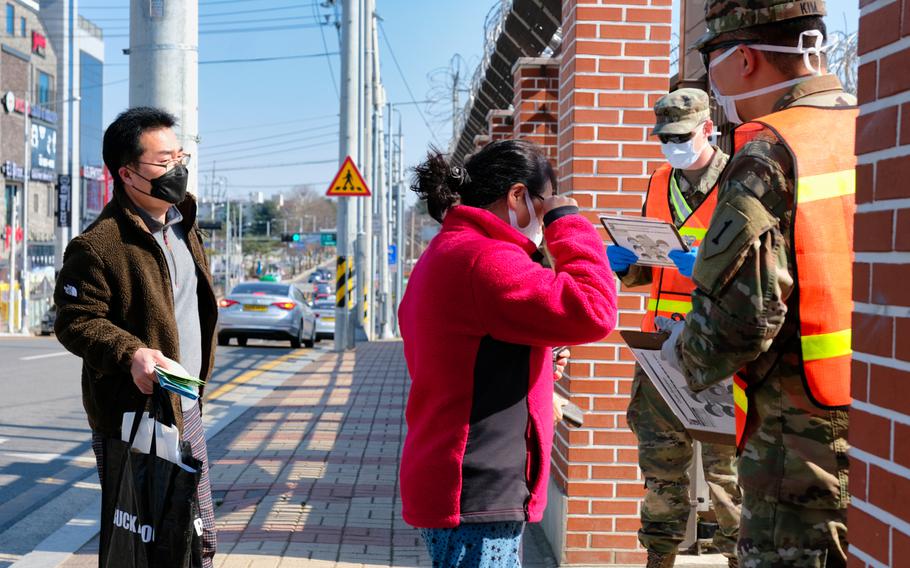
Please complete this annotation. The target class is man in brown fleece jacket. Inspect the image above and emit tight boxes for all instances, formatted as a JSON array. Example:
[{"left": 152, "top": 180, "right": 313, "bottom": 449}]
[{"left": 54, "top": 107, "right": 219, "bottom": 565}]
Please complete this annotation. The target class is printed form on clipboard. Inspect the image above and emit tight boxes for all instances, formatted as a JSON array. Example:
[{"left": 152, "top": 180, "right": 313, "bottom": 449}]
[
  {"left": 621, "top": 330, "right": 735, "bottom": 446},
  {"left": 600, "top": 216, "right": 690, "bottom": 268}
]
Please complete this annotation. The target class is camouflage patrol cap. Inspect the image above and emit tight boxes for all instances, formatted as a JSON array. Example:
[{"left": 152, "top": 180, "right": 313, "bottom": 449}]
[
  {"left": 651, "top": 89, "right": 711, "bottom": 136},
  {"left": 692, "top": 0, "right": 827, "bottom": 51}
]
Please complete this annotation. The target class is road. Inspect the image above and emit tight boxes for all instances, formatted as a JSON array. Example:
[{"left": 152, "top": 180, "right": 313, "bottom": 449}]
[{"left": 0, "top": 334, "right": 325, "bottom": 566}]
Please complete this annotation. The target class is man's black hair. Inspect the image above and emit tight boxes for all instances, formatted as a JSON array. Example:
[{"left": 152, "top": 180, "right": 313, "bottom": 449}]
[{"left": 102, "top": 107, "right": 177, "bottom": 190}]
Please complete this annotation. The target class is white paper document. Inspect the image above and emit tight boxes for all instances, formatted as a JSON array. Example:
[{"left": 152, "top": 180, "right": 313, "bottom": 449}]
[
  {"left": 600, "top": 216, "right": 689, "bottom": 268},
  {"left": 622, "top": 331, "right": 735, "bottom": 445}
]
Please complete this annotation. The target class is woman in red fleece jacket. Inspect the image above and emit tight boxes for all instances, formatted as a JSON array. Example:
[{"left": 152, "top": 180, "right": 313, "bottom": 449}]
[{"left": 399, "top": 140, "right": 618, "bottom": 567}]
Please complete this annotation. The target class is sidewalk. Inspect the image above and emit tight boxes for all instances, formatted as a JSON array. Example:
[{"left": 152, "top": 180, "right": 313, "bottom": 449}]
[{"left": 60, "top": 342, "right": 557, "bottom": 567}]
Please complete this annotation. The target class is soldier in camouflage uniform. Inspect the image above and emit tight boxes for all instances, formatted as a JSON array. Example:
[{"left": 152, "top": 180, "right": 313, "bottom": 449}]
[
  {"left": 659, "top": 0, "right": 854, "bottom": 566},
  {"left": 611, "top": 90, "right": 741, "bottom": 568}
]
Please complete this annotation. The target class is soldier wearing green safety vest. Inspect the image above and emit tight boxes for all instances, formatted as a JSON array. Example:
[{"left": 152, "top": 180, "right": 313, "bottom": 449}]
[{"left": 607, "top": 88, "right": 740, "bottom": 568}]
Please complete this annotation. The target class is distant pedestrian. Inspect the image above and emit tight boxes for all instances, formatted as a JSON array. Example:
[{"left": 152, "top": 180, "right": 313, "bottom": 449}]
[
  {"left": 398, "top": 139, "right": 618, "bottom": 567},
  {"left": 54, "top": 107, "right": 219, "bottom": 566}
]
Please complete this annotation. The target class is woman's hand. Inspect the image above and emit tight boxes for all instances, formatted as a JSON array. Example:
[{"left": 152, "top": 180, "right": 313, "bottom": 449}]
[
  {"left": 543, "top": 195, "right": 578, "bottom": 214},
  {"left": 554, "top": 348, "right": 570, "bottom": 381},
  {"left": 553, "top": 392, "right": 569, "bottom": 424}
]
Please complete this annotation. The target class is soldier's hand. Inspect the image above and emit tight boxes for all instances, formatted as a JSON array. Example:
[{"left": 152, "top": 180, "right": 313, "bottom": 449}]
[
  {"left": 130, "top": 348, "right": 169, "bottom": 395},
  {"left": 542, "top": 195, "right": 578, "bottom": 214}
]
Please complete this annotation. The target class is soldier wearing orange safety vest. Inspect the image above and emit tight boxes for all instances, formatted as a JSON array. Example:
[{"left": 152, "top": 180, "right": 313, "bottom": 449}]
[
  {"left": 657, "top": 0, "right": 856, "bottom": 564},
  {"left": 609, "top": 89, "right": 740, "bottom": 568}
]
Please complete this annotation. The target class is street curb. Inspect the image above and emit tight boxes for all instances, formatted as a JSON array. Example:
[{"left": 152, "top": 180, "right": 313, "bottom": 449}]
[{"left": 7, "top": 348, "right": 326, "bottom": 568}]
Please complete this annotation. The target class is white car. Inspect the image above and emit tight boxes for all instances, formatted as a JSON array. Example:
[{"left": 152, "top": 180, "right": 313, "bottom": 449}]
[
  {"left": 217, "top": 282, "right": 317, "bottom": 348},
  {"left": 312, "top": 300, "right": 336, "bottom": 340}
]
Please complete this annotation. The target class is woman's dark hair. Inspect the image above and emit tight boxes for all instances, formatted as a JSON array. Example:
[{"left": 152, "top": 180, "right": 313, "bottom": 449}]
[
  {"left": 410, "top": 139, "right": 556, "bottom": 223},
  {"left": 102, "top": 106, "right": 178, "bottom": 190}
]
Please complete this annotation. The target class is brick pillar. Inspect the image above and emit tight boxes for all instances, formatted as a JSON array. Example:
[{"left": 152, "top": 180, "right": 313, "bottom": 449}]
[
  {"left": 512, "top": 57, "right": 560, "bottom": 163},
  {"left": 544, "top": 0, "right": 671, "bottom": 564},
  {"left": 848, "top": 0, "right": 910, "bottom": 565},
  {"left": 487, "top": 109, "right": 514, "bottom": 142}
]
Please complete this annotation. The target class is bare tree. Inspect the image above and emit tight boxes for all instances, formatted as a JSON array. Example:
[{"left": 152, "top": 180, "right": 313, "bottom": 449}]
[
  {"left": 827, "top": 30, "right": 858, "bottom": 96},
  {"left": 280, "top": 185, "right": 338, "bottom": 233}
]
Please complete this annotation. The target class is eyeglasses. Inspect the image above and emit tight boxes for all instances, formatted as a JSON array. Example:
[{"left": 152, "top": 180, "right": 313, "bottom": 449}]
[
  {"left": 699, "top": 39, "right": 759, "bottom": 71},
  {"left": 136, "top": 153, "right": 192, "bottom": 171}
]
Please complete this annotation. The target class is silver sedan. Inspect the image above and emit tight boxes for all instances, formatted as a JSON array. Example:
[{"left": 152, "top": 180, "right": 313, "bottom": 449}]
[{"left": 217, "top": 282, "right": 317, "bottom": 348}]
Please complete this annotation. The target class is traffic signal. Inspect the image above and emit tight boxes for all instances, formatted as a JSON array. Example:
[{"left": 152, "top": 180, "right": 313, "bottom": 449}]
[{"left": 280, "top": 233, "right": 302, "bottom": 243}]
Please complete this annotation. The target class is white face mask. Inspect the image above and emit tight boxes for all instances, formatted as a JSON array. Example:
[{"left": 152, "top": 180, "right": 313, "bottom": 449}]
[
  {"left": 508, "top": 189, "right": 544, "bottom": 247},
  {"left": 661, "top": 137, "right": 707, "bottom": 170},
  {"left": 709, "top": 30, "right": 830, "bottom": 125}
]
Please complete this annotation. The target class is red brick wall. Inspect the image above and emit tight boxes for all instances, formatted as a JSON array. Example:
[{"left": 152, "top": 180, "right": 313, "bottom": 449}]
[
  {"left": 487, "top": 109, "right": 514, "bottom": 142},
  {"left": 549, "top": 0, "right": 671, "bottom": 563},
  {"left": 512, "top": 58, "right": 560, "bottom": 163},
  {"left": 848, "top": 0, "right": 910, "bottom": 565}
]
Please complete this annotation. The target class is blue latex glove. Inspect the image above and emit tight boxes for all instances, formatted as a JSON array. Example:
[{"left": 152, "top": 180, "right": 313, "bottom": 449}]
[
  {"left": 668, "top": 247, "right": 699, "bottom": 278},
  {"left": 606, "top": 245, "right": 639, "bottom": 273}
]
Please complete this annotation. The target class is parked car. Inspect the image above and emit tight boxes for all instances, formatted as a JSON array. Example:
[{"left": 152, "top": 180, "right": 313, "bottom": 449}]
[
  {"left": 312, "top": 300, "right": 336, "bottom": 340},
  {"left": 217, "top": 282, "right": 317, "bottom": 348},
  {"left": 39, "top": 304, "right": 56, "bottom": 336}
]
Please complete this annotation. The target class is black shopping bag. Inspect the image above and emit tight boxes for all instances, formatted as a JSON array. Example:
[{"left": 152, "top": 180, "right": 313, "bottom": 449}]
[{"left": 99, "top": 386, "right": 203, "bottom": 567}]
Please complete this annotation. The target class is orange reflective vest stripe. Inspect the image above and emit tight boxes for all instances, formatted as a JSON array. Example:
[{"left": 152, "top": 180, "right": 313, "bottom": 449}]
[
  {"left": 731, "top": 105, "right": 857, "bottom": 445},
  {"left": 640, "top": 164, "right": 719, "bottom": 332}
]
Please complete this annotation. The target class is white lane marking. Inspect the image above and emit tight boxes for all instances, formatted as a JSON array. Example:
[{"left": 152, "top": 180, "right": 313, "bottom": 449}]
[
  {"left": 0, "top": 438, "right": 8, "bottom": 445},
  {"left": 19, "top": 352, "right": 71, "bottom": 361},
  {"left": 0, "top": 451, "right": 96, "bottom": 465}
]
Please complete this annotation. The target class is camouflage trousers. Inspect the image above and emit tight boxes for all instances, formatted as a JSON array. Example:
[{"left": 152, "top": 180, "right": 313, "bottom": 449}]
[
  {"left": 627, "top": 364, "right": 741, "bottom": 556},
  {"left": 737, "top": 494, "right": 847, "bottom": 567}
]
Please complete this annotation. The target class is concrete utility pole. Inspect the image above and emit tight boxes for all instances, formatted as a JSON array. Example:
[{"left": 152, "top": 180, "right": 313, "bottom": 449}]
[
  {"left": 128, "top": 0, "right": 199, "bottom": 193},
  {"left": 356, "top": 0, "right": 375, "bottom": 341},
  {"left": 395, "top": 119, "right": 405, "bottom": 334},
  {"left": 335, "top": 0, "right": 360, "bottom": 351}
]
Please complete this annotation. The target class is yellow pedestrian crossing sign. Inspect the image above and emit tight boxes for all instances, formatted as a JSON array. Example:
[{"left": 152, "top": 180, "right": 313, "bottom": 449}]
[{"left": 326, "top": 156, "right": 371, "bottom": 197}]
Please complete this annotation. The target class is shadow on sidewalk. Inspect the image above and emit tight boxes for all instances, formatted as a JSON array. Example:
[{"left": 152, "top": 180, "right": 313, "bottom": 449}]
[{"left": 58, "top": 342, "right": 558, "bottom": 567}]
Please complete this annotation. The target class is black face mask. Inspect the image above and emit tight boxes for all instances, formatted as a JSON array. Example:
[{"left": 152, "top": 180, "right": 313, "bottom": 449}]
[{"left": 128, "top": 164, "right": 189, "bottom": 204}]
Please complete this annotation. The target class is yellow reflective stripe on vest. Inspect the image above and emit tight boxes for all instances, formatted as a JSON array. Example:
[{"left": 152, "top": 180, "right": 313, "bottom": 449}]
[
  {"left": 733, "top": 381, "right": 748, "bottom": 412},
  {"left": 679, "top": 227, "right": 707, "bottom": 240},
  {"left": 797, "top": 170, "right": 855, "bottom": 204},
  {"left": 801, "top": 328, "right": 852, "bottom": 362},
  {"left": 669, "top": 174, "right": 693, "bottom": 222},
  {"left": 647, "top": 298, "right": 693, "bottom": 314}
]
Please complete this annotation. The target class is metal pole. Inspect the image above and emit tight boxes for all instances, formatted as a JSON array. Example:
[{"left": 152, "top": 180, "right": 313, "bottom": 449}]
[
  {"left": 20, "top": 62, "right": 31, "bottom": 334},
  {"left": 8, "top": 188, "right": 17, "bottom": 333},
  {"left": 335, "top": 0, "right": 360, "bottom": 351},
  {"left": 129, "top": 0, "right": 199, "bottom": 205},
  {"left": 224, "top": 199, "right": 231, "bottom": 294},
  {"left": 395, "top": 119, "right": 405, "bottom": 335}
]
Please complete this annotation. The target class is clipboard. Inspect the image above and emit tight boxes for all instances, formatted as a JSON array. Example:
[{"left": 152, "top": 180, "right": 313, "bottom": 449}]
[
  {"left": 621, "top": 330, "right": 735, "bottom": 446},
  {"left": 600, "top": 216, "right": 690, "bottom": 268}
]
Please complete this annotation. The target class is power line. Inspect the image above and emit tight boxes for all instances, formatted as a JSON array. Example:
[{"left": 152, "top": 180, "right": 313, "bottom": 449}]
[
  {"left": 202, "top": 113, "right": 339, "bottom": 135},
  {"left": 203, "top": 122, "right": 338, "bottom": 149},
  {"left": 204, "top": 133, "right": 338, "bottom": 158},
  {"left": 204, "top": 138, "right": 338, "bottom": 161},
  {"left": 100, "top": 23, "right": 324, "bottom": 39},
  {"left": 198, "top": 158, "right": 337, "bottom": 172},
  {"left": 378, "top": 19, "right": 440, "bottom": 146},
  {"left": 313, "top": 1, "right": 339, "bottom": 97},
  {"left": 92, "top": 14, "right": 323, "bottom": 31},
  {"left": 200, "top": 51, "right": 338, "bottom": 66}
]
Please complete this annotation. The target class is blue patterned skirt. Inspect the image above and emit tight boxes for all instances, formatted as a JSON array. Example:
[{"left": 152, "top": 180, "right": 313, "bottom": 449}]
[{"left": 419, "top": 521, "right": 525, "bottom": 567}]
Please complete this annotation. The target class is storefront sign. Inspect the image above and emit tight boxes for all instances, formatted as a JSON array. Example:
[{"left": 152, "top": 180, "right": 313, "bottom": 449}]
[
  {"left": 1, "top": 91, "right": 57, "bottom": 123},
  {"left": 30, "top": 168, "right": 55, "bottom": 182},
  {"left": 2, "top": 161, "right": 25, "bottom": 182},
  {"left": 56, "top": 174, "right": 71, "bottom": 228},
  {"left": 31, "top": 32, "right": 46, "bottom": 57},
  {"left": 82, "top": 165, "right": 104, "bottom": 180},
  {"left": 30, "top": 124, "right": 57, "bottom": 171}
]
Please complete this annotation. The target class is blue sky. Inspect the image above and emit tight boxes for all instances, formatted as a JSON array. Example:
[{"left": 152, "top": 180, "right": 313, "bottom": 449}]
[{"left": 79, "top": 0, "right": 859, "bottom": 201}]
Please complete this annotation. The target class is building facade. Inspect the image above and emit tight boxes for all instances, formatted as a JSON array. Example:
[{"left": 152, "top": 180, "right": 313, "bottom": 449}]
[
  {"left": 40, "top": 0, "right": 106, "bottom": 269},
  {"left": 0, "top": 0, "right": 59, "bottom": 332}
]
